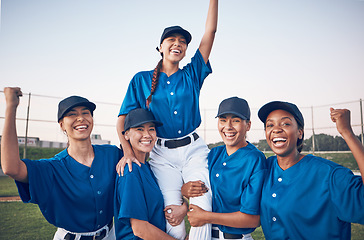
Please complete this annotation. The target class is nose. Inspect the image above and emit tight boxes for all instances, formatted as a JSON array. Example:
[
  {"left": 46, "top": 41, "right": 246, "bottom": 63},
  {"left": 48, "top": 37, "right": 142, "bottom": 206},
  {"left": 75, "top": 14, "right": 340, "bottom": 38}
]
[{"left": 271, "top": 125, "right": 282, "bottom": 133}]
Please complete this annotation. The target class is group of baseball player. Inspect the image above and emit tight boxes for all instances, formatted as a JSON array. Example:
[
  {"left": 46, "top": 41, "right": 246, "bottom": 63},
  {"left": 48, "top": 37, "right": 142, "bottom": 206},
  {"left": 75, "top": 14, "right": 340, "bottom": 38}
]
[{"left": 1, "top": 0, "right": 364, "bottom": 239}]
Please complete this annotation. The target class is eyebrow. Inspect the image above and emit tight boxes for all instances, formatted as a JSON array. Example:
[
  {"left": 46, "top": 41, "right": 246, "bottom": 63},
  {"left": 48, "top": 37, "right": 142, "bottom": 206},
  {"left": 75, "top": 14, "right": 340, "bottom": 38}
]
[{"left": 266, "top": 116, "right": 293, "bottom": 122}]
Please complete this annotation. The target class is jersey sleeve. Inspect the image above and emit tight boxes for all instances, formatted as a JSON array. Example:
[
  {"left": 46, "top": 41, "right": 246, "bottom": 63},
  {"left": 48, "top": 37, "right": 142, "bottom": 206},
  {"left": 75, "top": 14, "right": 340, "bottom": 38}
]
[
  {"left": 240, "top": 152, "right": 267, "bottom": 215},
  {"left": 118, "top": 72, "right": 152, "bottom": 116},
  {"left": 15, "top": 158, "right": 55, "bottom": 205},
  {"left": 183, "top": 49, "right": 212, "bottom": 89},
  {"left": 330, "top": 167, "right": 364, "bottom": 224},
  {"left": 115, "top": 167, "right": 149, "bottom": 223}
]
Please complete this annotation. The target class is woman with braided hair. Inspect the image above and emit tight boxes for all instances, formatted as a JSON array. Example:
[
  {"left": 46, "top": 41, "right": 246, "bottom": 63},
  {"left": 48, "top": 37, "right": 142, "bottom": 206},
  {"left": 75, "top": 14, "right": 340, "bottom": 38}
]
[{"left": 116, "top": 1, "right": 218, "bottom": 239}]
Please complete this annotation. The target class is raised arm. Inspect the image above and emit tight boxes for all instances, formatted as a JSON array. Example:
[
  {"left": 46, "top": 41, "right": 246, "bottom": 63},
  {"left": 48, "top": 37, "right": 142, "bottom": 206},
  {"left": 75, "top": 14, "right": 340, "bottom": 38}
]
[
  {"left": 1, "top": 87, "right": 28, "bottom": 182},
  {"left": 130, "top": 218, "right": 177, "bottom": 240},
  {"left": 116, "top": 115, "right": 140, "bottom": 176},
  {"left": 199, "top": 0, "right": 218, "bottom": 63},
  {"left": 330, "top": 108, "right": 364, "bottom": 182}
]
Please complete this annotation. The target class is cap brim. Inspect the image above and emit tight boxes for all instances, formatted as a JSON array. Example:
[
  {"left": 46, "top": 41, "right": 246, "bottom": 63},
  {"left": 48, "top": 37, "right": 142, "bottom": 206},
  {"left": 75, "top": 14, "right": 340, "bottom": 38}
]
[
  {"left": 216, "top": 111, "right": 249, "bottom": 120},
  {"left": 258, "top": 101, "right": 302, "bottom": 126}
]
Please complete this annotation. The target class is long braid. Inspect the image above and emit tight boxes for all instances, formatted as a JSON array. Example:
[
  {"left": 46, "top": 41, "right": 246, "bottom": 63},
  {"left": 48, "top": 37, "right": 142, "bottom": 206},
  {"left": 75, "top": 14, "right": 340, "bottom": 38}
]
[{"left": 146, "top": 59, "right": 163, "bottom": 108}]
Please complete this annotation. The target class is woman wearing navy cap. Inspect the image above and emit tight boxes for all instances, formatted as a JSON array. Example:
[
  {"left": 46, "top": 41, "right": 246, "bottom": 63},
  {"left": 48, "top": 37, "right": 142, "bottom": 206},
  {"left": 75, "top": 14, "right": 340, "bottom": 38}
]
[
  {"left": 114, "top": 108, "right": 185, "bottom": 240},
  {"left": 116, "top": 1, "right": 218, "bottom": 239},
  {"left": 1, "top": 87, "right": 122, "bottom": 240},
  {"left": 258, "top": 101, "right": 364, "bottom": 240}
]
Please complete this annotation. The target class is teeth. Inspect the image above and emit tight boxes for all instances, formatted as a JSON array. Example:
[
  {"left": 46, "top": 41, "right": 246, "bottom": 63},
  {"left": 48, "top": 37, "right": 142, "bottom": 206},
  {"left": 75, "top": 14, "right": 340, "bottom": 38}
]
[
  {"left": 273, "top": 138, "right": 286, "bottom": 143},
  {"left": 171, "top": 49, "right": 180, "bottom": 53},
  {"left": 225, "top": 133, "right": 235, "bottom": 137},
  {"left": 75, "top": 125, "right": 87, "bottom": 130}
]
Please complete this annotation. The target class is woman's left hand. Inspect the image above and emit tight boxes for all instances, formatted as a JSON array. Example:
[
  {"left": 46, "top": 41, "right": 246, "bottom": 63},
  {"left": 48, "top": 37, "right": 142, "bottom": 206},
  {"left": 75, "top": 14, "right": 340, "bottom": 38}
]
[{"left": 187, "top": 204, "right": 208, "bottom": 227}]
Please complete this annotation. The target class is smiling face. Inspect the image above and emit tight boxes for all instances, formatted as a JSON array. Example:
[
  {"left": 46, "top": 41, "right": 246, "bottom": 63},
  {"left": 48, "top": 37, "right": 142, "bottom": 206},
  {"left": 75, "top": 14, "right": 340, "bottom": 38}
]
[
  {"left": 124, "top": 122, "right": 157, "bottom": 162},
  {"left": 265, "top": 109, "right": 303, "bottom": 158},
  {"left": 59, "top": 106, "right": 93, "bottom": 142},
  {"left": 218, "top": 114, "right": 251, "bottom": 155},
  {"left": 159, "top": 33, "right": 187, "bottom": 64}
]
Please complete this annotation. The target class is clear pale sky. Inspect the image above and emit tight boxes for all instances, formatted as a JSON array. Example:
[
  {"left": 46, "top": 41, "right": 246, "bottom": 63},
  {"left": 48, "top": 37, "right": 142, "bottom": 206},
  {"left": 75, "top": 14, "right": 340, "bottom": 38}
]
[{"left": 1, "top": 0, "right": 364, "bottom": 145}]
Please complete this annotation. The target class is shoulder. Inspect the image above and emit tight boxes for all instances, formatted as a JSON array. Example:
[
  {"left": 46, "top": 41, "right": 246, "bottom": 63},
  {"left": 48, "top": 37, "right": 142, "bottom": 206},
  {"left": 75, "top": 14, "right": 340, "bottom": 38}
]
[
  {"left": 132, "top": 70, "right": 153, "bottom": 80},
  {"left": 304, "top": 154, "right": 342, "bottom": 171},
  {"left": 245, "top": 143, "right": 266, "bottom": 158},
  {"left": 93, "top": 144, "right": 122, "bottom": 154},
  {"left": 209, "top": 145, "right": 225, "bottom": 156}
]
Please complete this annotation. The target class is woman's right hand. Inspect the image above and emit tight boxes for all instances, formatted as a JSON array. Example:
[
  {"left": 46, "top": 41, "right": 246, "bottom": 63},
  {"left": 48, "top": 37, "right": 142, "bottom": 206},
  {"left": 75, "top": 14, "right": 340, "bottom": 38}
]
[
  {"left": 116, "top": 152, "right": 141, "bottom": 176},
  {"left": 181, "top": 180, "right": 208, "bottom": 198},
  {"left": 4, "top": 87, "right": 23, "bottom": 108}
]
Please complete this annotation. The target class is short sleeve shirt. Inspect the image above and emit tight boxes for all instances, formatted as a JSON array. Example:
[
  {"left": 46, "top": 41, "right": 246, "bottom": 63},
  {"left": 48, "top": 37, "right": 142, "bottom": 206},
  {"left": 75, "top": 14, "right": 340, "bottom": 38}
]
[
  {"left": 119, "top": 49, "right": 212, "bottom": 139},
  {"left": 114, "top": 162, "right": 166, "bottom": 240},
  {"left": 260, "top": 154, "right": 364, "bottom": 240},
  {"left": 15, "top": 145, "right": 122, "bottom": 232},
  {"left": 208, "top": 143, "right": 267, "bottom": 235}
]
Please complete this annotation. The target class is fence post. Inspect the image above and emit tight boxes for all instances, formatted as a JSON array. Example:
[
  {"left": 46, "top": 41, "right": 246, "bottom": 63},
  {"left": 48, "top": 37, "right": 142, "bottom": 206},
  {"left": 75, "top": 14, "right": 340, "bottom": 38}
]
[
  {"left": 311, "top": 106, "right": 315, "bottom": 154},
  {"left": 23, "top": 93, "right": 31, "bottom": 159},
  {"left": 360, "top": 99, "right": 364, "bottom": 145}
]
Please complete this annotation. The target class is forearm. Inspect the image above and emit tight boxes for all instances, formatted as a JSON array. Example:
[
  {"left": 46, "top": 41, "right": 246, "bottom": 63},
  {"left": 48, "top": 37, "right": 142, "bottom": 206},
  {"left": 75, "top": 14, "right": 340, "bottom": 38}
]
[
  {"left": 341, "top": 129, "right": 364, "bottom": 182},
  {"left": 116, "top": 115, "right": 134, "bottom": 155},
  {"left": 204, "top": 211, "right": 260, "bottom": 229},
  {"left": 131, "top": 219, "right": 176, "bottom": 240},
  {"left": 199, "top": 0, "right": 218, "bottom": 62},
  {"left": 1, "top": 106, "right": 28, "bottom": 182}
]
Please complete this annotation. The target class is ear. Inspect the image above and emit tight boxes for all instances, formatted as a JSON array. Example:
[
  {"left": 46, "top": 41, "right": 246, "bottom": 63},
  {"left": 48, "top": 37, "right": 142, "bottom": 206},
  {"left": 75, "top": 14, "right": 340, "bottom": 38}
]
[
  {"left": 59, "top": 121, "right": 65, "bottom": 131},
  {"left": 246, "top": 120, "right": 252, "bottom": 131},
  {"left": 298, "top": 128, "right": 304, "bottom": 139},
  {"left": 124, "top": 131, "right": 130, "bottom": 141}
]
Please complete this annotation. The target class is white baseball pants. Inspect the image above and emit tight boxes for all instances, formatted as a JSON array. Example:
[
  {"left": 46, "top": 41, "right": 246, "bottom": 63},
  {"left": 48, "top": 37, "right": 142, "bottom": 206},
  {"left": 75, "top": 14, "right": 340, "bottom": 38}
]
[{"left": 149, "top": 132, "right": 212, "bottom": 240}]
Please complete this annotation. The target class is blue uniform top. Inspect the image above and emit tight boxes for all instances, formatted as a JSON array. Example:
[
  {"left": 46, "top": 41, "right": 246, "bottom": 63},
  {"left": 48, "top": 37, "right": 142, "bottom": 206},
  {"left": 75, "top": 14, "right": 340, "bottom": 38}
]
[
  {"left": 260, "top": 154, "right": 364, "bottom": 240},
  {"left": 208, "top": 143, "right": 267, "bottom": 235},
  {"left": 15, "top": 145, "right": 123, "bottom": 232},
  {"left": 119, "top": 49, "right": 212, "bottom": 139},
  {"left": 114, "top": 162, "right": 166, "bottom": 240}
]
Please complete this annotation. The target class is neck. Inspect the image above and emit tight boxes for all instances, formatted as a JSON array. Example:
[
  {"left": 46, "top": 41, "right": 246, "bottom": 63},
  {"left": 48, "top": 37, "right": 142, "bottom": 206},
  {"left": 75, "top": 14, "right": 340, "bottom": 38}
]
[
  {"left": 134, "top": 151, "right": 147, "bottom": 164},
  {"left": 226, "top": 141, "right": 248, "bottom": 156},
  {"left": 276, "top": 150, "right": 304, "bottom": 170},
  {"left": 161, "top": 60, "right": 179, "bottom": 77},
  {"left": 67, "top": 138, "right": 94, "bottom": 167}
]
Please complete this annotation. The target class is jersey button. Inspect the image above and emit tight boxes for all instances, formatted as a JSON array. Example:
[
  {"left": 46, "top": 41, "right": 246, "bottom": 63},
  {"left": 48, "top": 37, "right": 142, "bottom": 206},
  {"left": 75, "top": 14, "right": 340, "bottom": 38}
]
[
  {"left": 170, "top": 92, "right": 174, "bottom": 95},
  {"left": 99, "top": 210, "right": 103, "bottom": 214},
  {"left": 223, "top": 162, "right": 226, "bottom": 166},
  {"left": 174, "top": 111, "right": 177, "bottom": 115},
  {"left": 178, "top": 130, "right": 181, "bottom": 134},
  {"left": 272, "top": 193, "right": 277, "bottom": 198},
  {"left": 97, "top": 191, "right": 101, "bottom": 195},
  {"left": 90, "top": 175, "right": 94, "bottom": 179},
  {"left": 278, "top": 178, "right": 282, "bottom": 182},
  {"left": 216, "top": 173, "right": 219, "bottom": 178},
  {"left": 167, "top": 81, "right": 170, "bottom": 84},
  {"left": 272, "top": 217, "right": 277, "bottom": 222}
]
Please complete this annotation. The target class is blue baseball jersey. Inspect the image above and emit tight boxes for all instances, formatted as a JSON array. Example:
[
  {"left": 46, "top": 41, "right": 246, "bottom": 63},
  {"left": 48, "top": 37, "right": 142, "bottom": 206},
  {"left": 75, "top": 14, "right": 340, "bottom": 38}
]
[
  {"left": 119, "top": 49, "right": 212, "bottom": 139},
  {"left": 208, "top": 143, "right": 267, "bottom": 235},
  {"left": 15, "top": 145, "right": 123, "bottom": 232},
  {"left": 114, "top": 162, "right": 166, "bottom": 240},
  {"left": 260, "top": 154, "right": 364, "bottom": 240}
]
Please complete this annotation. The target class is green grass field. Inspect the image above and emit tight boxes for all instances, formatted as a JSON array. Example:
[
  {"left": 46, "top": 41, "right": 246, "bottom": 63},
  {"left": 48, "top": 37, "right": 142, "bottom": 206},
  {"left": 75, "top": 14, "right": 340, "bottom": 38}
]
[{"left": 1, "top": 151, "right": 363, "bottom": 239}]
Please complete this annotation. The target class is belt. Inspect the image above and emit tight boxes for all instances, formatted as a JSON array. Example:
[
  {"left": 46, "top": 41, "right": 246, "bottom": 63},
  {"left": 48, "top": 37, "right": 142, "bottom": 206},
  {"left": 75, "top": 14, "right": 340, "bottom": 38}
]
[
  {"left": 212, "top": 228, "right": 243, "bottom": 239},
  {"left": 157, "top": 132, "right": 199, "bottom": 149},
  {"left": 64, "top": 220, "right": 113, "bottom": 240}
]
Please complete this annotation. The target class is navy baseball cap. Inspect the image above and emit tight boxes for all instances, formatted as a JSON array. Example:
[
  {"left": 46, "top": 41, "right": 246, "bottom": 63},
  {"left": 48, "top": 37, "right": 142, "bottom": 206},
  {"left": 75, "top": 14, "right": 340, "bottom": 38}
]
[
  {"left": 124, "top": 108, "right": 163, "bottom": 133},
  {"left": 160, "top": 26, "right": 192, "bottom": 45},
  {"left": 258, "top": 101, "right": 304, "bottom": 127},
  {"left": 216, "top": 97, "right": 251, "bottom": 120},
  {"left": 57, "top": 96, "right": 96, "bottom": 122}
]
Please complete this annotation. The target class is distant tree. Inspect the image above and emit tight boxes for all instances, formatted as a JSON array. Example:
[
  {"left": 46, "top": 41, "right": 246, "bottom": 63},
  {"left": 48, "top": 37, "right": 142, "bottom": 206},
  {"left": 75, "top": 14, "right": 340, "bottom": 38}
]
[{"left": 255, "top": 139, "right": 271, "bottom": 152}]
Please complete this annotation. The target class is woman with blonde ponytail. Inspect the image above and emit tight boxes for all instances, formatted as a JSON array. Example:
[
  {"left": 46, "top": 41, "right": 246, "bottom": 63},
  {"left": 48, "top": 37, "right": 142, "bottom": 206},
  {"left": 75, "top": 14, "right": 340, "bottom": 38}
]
[{"left": 116, "top": 1, "right": 218, "bottom": 239}]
